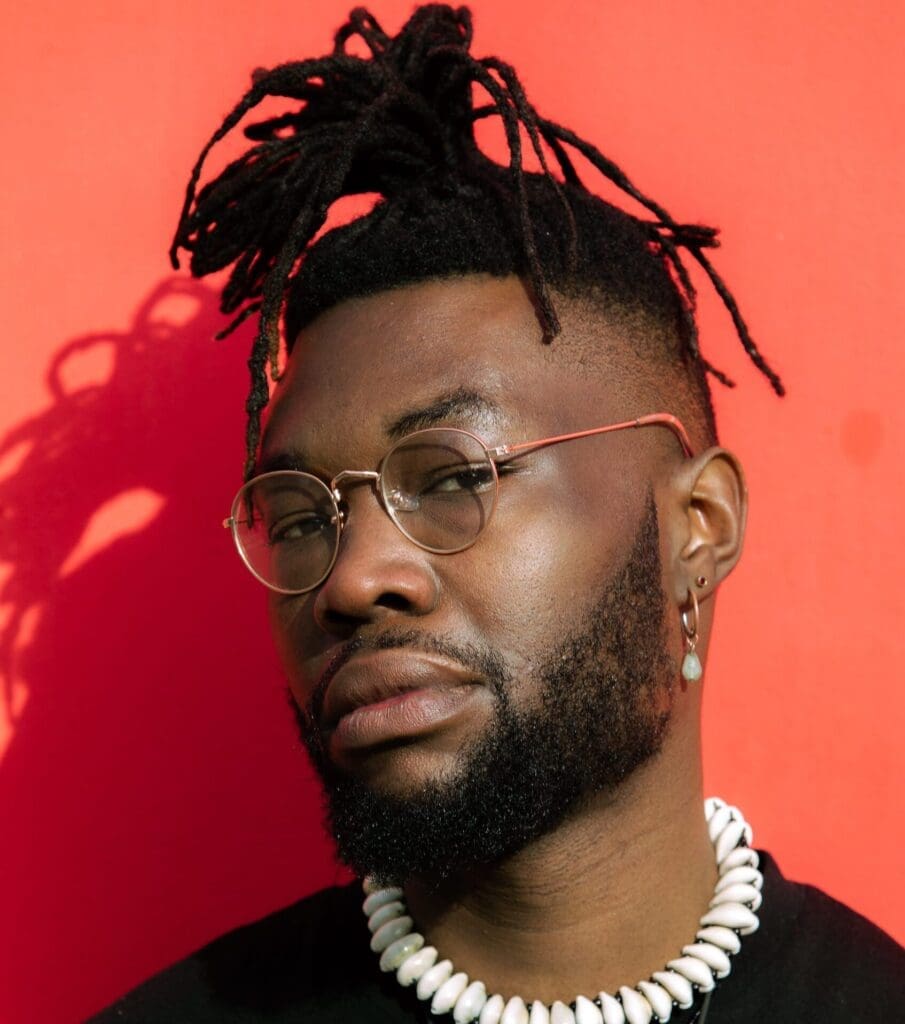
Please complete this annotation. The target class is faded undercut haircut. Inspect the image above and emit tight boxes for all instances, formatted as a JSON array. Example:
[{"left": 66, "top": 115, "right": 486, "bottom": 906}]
[{"left": 170, "top": 4, "right": 784, "bottom": 477}]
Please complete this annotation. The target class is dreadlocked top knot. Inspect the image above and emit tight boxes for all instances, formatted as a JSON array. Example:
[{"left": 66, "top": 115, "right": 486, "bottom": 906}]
[
  {"left": 173, "top": 5, "right": 484, "bottom": 288},
  {"left": 348, "top": 3, "right": 478, "bottom": 138},
  {"left": 170, "top": 3, "right": 784, "bottom": 479}
]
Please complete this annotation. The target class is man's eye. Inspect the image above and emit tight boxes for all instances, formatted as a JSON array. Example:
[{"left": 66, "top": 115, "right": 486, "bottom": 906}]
[
  {"left": 267, "top": 512, "right": 331, "bottom": 543},
  {"left": 422, "top": 465, "right": 495, "bottom": 495}
]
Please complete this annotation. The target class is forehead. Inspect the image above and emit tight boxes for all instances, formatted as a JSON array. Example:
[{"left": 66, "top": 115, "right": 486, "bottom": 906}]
[{"left": 262, "top": 275, "right": 636, "bottom": 465}]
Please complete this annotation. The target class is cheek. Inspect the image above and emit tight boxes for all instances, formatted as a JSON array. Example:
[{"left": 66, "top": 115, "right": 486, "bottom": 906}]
[
  {"left": 267, "top": 592, "right": 316, "bottom": 703},
  {"left": 452, "top": 479, "right": 636, "bottom": 670}
]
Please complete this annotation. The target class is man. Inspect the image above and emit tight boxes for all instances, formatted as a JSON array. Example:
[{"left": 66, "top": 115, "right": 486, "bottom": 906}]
[{"left": 91, "top": 6, "right": 903, "bottom": 1022}]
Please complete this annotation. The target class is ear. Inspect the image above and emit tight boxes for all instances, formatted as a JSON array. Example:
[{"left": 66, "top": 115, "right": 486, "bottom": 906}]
[{"left": 662, "top": 447, "right": 748, "bottom": 604}]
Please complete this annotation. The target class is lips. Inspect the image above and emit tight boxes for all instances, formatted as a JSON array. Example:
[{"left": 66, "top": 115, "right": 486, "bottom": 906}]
[{"left": 319, "top": 650, "right": 482, "bottom": 753}]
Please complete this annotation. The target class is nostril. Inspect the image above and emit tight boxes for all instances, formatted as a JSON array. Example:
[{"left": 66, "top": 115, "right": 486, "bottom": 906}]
[
  {"left": 317, "top": 606, "right": 363, "bottom": 637},
  {"left": 314, "top": 585, "right": 417, "bottom": 637},
  {"left": 376, "top": 593, "right": 412, "bottom": 612}
]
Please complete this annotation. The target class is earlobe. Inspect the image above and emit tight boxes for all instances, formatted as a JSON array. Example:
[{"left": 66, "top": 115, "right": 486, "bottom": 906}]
[{"left": 669, "top": 448, "right": 747, "bottom": 602}]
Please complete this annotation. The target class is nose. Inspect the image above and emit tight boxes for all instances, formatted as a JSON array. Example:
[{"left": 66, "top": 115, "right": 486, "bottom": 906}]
[{"left": 311, "top": 483, "right": 440, "bottom": 637}]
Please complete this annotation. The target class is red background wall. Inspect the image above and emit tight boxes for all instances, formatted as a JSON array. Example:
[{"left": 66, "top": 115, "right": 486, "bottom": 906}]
[{"left": 1, "top": 3, "right": 902, "bottom": 1021}]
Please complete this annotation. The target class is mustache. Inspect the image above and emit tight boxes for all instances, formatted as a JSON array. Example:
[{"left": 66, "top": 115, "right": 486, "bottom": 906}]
[{"left": 306, "top": 629, "right": 509, "bottom": 727}]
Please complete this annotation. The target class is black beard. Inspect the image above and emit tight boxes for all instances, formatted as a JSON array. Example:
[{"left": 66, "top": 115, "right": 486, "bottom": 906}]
[{"left": 291, "top": 496, "right": 674, "bottom": 884}]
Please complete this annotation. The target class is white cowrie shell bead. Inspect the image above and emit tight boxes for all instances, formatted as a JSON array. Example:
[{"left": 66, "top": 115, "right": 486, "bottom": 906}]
[
  {"left": 746, "top": 889, "right": 763, "bottom": 912},
  {"left": 396, "top": 944, "right": 437, "bottom": 986},
  {"left": 636, "top": 981, "right": 672, "bottom": 1022},
  {"left": 709, "top": 883, "right": 761, "bottom": 909},
  {"left": 726, "top": 808, "right": 752, "bottom": 845},
  {"left": 714, "top": 820, "right": 747, "bottom": 865},
  {"left": 379, "top": 932, "right": 424, "bottom": 972},
  {"left": 704, "top": 796, "right": 725, "bottom": 817},
  {"left": 682, "top": 942, "right": 731, "bottom": 977},
  {"left": 500, "top": 996, "right": 530, "bottom": 1024},
  {"left": 707, "top": 804, "right": 732, "bottom": 843},
  {"left": 363, "top": 887, "right": 404, "bottom": 915},
  {"left": 416, "top": 959, "right": 454, "bottom": 1000},
  {"left": 370, "top": 915, "right": 413, "bottom": 953},
  {"left": 667, "top": 957, "right": 715, "bottom": 992},
  {"left": 368, "top": 900, "right": 405, "bottom": 932},
  {"left": 598, "top": 992, "right": 627, "bottom": 1024},
  {"left": 695, "top": 926, "right": 741, "bottom": 955},
  {"left": 573, "top": 995, "right": 602, "bottom": 1024},
  {"left": 551, "top": 1001, "right": 577, "bottom": 1024},
  {"left": 651, "top": 971, "right": 694, "bottom": 1009},
  {"left": 454, "top": 981, "right": 488, "bottom": 1023},
  {"left": 618, "top": 987, "right": 652, "bottom": 1024},
  {"left": 723, "top": 806, "right": 745, "bottom": 832},
  {"left": 700, "top": 902, "right": 759, "bottom": 935},
  {"left": 718, "top": 846, "right": 759, "bottom": 873},
  {"left": 529, "top": 1000, "right": 551, "bottom": 1024},
  {"left": 479, "top": 994, "right": 506, "bottom": 1024},
  {"left": 714, "top": 865, "right": 761, "bottom": 892},
  {"left": 432, "top": 972, "right": 470, "bottom": 1016}
]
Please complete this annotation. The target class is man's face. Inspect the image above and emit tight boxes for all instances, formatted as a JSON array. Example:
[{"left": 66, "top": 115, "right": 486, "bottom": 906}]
[{"left": 261, "top": 275, "right": 680, "bottom": 878}]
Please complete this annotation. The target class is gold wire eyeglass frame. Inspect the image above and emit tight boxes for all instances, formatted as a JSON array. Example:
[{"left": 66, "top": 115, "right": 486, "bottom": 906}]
[{"left": 223, "top": 412, "right": 695, "bottom": 595}]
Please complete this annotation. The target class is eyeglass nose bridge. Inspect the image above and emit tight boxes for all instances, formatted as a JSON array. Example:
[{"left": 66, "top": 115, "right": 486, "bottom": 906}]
[
  {"left": 329, "top": 468, "right": 419, "bottom": 548},
  {"left": 329, "top": 469, "right": 380, "bottom": 501},
  {"left": 329, "top": 468, "right": 419, "bottom": 517}
]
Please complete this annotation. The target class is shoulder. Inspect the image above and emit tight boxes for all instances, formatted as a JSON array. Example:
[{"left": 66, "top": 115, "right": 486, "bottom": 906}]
[
  {"left": 786, "top": 876, "right": 904, "bottom": 1000},
  {"left": 720, "top": 851, "right": 905, "bottom": 1023},
  {"left": 86, "top": 882, "right": 402, "bottom": 1023}
]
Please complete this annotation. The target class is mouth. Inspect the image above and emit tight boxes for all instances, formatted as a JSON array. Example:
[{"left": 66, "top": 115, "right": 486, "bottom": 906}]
[{"left": 319, "top": 649, "right": 483, "bottom": 755}]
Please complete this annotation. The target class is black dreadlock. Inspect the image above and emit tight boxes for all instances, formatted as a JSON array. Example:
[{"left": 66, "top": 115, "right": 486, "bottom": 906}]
[{"left": 170, "top": 4, "right": 784, "bottom": 479}]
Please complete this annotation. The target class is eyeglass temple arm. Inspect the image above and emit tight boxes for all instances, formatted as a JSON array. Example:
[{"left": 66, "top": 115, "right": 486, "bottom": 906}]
[{"left": 486, "top": 413, "right": 695, "bottom": 461}]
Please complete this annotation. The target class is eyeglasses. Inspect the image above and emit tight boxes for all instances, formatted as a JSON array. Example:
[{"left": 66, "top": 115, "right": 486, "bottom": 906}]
[{"left": 223, "top": 413, "right": 694, "bottom": 595}]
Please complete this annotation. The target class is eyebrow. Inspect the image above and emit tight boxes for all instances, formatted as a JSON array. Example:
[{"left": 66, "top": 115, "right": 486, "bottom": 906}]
[
  {"left": 256, "top": 387, "right": 503, "bottom": 477},
  {"left": 384, "top": 387, "right": 503, "bottom": 440},
  {"left": 255, "top": 449, "right": 312, "bottom": 476}
]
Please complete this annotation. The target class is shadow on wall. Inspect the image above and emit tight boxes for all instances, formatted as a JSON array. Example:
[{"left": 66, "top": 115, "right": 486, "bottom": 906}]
[{"left": 0, "top": 279, "right": 339, "bottom": 1024}]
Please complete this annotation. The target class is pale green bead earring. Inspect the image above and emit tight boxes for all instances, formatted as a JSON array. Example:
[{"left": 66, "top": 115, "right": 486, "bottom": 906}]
[{"left": 681, "top": 583, "right": 705, "bottom": 682}]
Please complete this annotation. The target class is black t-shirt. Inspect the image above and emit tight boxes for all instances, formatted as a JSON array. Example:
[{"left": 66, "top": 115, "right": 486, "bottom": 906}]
[{"left": 88, "top": 852, "right": 905, "bottom": 1022}]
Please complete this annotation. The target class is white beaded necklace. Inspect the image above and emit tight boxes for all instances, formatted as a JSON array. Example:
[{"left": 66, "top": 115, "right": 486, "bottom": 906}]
[{"left": 362, "top": 797, "right": 762, "bottom": 1024}]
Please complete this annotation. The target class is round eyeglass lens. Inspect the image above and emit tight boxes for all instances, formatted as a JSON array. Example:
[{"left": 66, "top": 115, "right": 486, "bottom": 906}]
[
  {"left": 231, "top": 471, "right": 340, "bottom": 593},
  {"left": 380, "top": 428, "right": 498, "bottom": 553}
]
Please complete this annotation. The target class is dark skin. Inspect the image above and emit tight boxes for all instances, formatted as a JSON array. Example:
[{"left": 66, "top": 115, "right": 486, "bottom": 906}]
[{"left": 262, "top": 274, "right": 747, "bottom": 1002}]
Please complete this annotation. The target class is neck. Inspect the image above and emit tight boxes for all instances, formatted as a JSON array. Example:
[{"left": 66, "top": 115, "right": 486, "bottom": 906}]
[{"left": 403, "top": 738, "right": 713, "bottom": 1004}]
